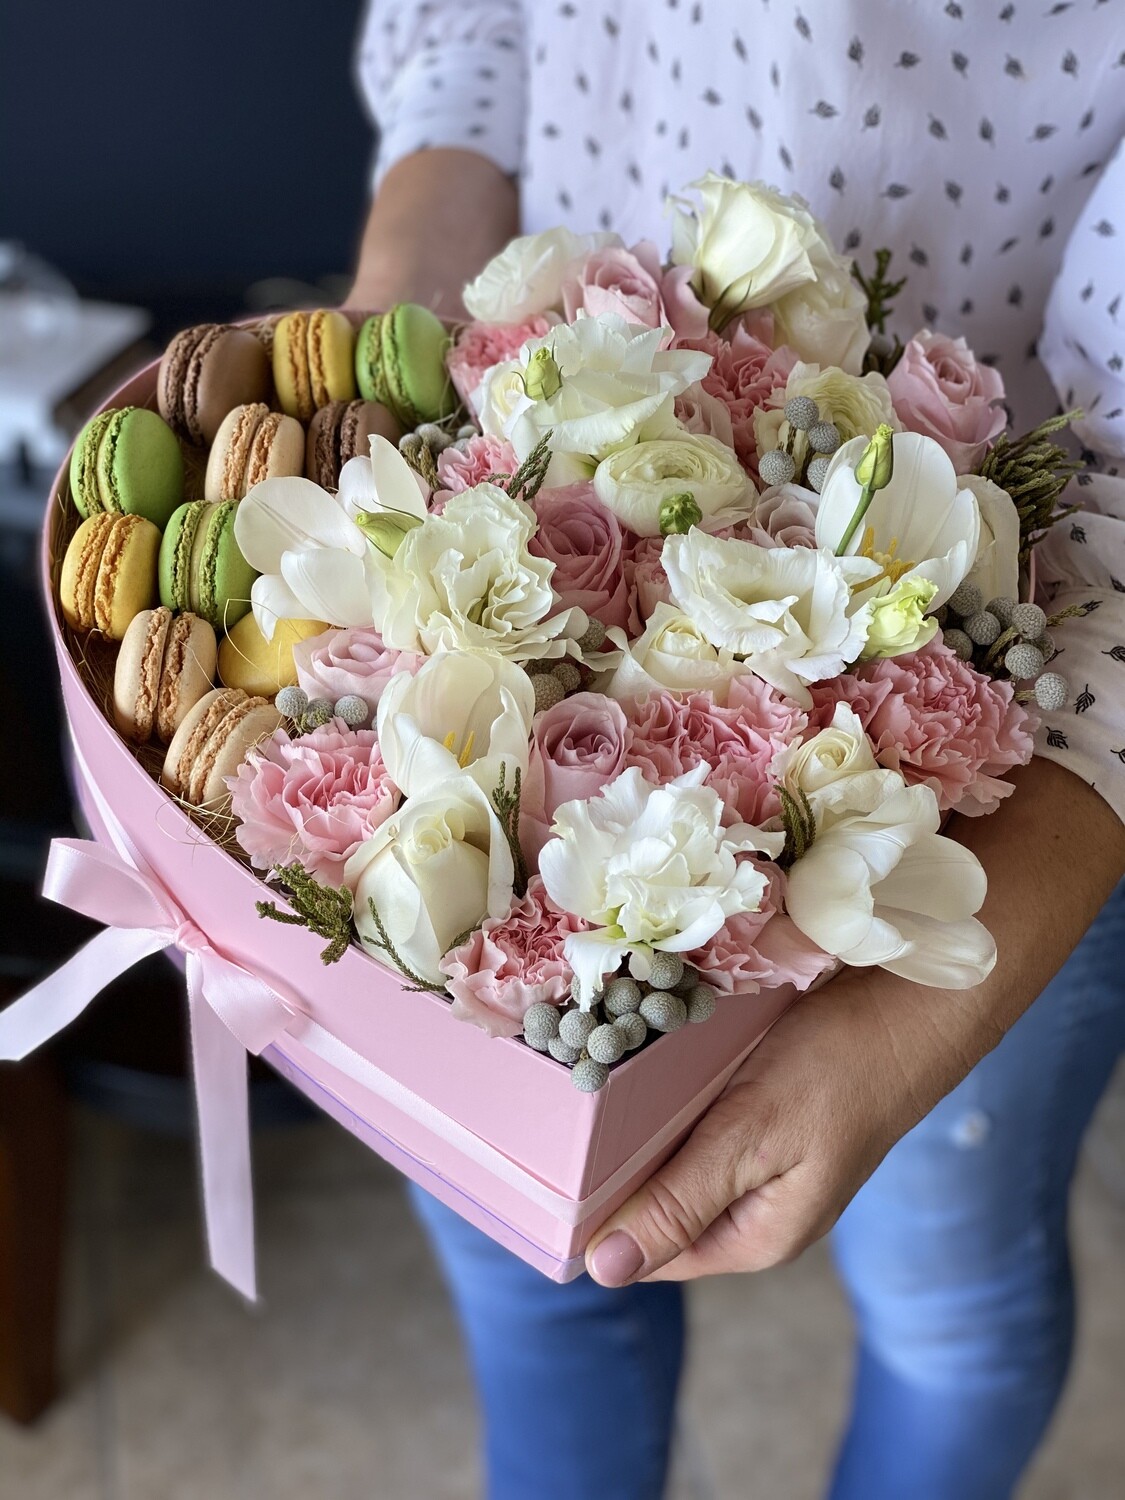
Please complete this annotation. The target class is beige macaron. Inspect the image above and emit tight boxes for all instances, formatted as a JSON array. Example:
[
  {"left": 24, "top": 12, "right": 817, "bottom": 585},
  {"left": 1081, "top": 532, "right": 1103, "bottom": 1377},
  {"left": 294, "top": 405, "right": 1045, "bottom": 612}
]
[
  {"left": 204, "top": 403, "right": 305, "bottom": 502},
  {"left": 113, "top": 607, "right": 218, "bottom": 744},
  {"left": 161, "top": 687, "right": 281, "bottom": 809}
]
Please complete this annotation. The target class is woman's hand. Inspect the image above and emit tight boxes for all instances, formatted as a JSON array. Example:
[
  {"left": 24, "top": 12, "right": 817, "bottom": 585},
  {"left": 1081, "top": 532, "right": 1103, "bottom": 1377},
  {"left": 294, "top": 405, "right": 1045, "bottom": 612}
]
[{"left": 585, "top": 758, "right": 1125, "bottom": 1287}]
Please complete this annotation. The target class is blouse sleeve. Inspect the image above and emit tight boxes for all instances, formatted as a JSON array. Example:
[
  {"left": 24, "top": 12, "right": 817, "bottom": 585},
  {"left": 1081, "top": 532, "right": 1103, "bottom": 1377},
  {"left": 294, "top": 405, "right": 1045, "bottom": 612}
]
[
  {"left": 1034, "top": 138, "right": 1125, "bottom": 822},
  {"left": 355, "top": 1, "right": 527, "bottom": 187}
]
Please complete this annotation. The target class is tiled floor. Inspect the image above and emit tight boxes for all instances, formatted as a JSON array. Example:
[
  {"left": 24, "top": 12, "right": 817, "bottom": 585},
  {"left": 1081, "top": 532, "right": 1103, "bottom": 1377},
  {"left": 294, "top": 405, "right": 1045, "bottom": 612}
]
[{"left": 3, "top": 1072, "right": 1123, "bottom": 1500}]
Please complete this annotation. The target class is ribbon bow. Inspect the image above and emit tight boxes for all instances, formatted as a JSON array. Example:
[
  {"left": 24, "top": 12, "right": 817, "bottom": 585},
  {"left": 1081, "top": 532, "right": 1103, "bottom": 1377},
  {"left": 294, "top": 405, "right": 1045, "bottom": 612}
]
[{"left": 0, "top": 837, "right": 295, "bottom": 1300}]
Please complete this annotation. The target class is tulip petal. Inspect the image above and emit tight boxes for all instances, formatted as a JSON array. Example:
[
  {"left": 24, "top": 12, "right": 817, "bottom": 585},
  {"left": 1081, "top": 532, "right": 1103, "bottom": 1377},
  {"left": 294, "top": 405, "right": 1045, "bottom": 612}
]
[
  {"left": 878, "top": 911, "right": 997, "bottom": 988},
  {"left": 250, "top": 572, "right": 313, "bottom": 642},
  {"left": 369, "top": 435, "right": 430, "bottom": 520},
  {"left": 280, "top": 547, "right": 374, "bottom": 628},
  {"left": 874, "top": 836, "right": 988, "bottom": 922},
  {"left": 235, "top": 476, "right": 367, "bottom": 572}
]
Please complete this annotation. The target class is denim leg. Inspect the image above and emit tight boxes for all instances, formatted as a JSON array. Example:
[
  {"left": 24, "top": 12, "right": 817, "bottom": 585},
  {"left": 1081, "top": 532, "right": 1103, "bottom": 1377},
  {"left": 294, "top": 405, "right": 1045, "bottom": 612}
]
[
  {"left": 829, "top": 881, "right": 1125, "bottom": 1500},
  {"left": 408, "top": 1182, "right": 686, "bottom": 1500}
]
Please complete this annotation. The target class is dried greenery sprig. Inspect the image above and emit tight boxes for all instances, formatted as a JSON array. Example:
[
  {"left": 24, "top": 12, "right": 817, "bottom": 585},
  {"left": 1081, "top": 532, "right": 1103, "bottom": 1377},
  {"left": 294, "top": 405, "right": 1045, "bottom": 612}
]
[
  {"left": 853, "top": 248, "right": 906, "bottom": 376},
  {"left": 505, "top": 435, "right": 553, "bottom": 503},
  {"left": 492, "top": 762, "right": 528, "bottom": 897},
  {"left": 363, "top": 901, "right": 448, "bottom": 994},
  {"left": 776, "top": 787, "right": 817, "bottom": 871},
  {"left": 398, "top": 433, "right": 441, "bottom": 489},
  {"left": 976, "top": 411, "right": 1083, "bottom": 562},
  {"left": 256, "top": 862, "right": 354, "bottom": 965}
]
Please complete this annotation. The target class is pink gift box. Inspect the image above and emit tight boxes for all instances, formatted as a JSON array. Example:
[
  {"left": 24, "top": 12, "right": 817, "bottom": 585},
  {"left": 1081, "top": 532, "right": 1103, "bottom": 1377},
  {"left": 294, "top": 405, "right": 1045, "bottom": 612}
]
[{"left": 40, "top": 361, "right": 802, "bottom": 1284}]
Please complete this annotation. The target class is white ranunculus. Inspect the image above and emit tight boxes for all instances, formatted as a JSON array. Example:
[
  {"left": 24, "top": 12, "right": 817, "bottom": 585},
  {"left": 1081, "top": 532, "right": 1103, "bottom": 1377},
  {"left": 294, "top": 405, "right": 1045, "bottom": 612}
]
[
  {"left": 479, "top": 314, "right": 712, "bottom": 483},
  {"left": 771, "top": 241, "right": 872, "bottom": 374},
  {"left": 593, "top": 432, "right": 753, "bottom": 536},
  {"left": 815, "top": 433, "right": 981, "bottom": 642},
  {"left": 960, "top": 473, "right": 1021, "bottom": 604},
  {"left": 784, "top": 760, "right": 996, "bottom": 989},
  {"left": 605, "top": 603, "right": 746, "bottom": 704},
  {"left": 538, "top": 765, "right": 784, "bottom": 1002},
  {"left": 668, "top": 174, "right": 823, "bottom": 330},
  {"left": 662, "top": 530, "right": 880, "bottom": 707},
  {"left": 753, "top": 363, "right": 900, "bottom": 471},
  {"left": 346, "top": 773, "right": 515, "bottom": 987},
  {"left": 376, "top": 649, "right": 535, "bottom": 799},
  {"left": 370, "top": 483, "right": 585, "bottom": 662},
  {"left": 463, "top": 227, "right": 620, "bottom": 323}
]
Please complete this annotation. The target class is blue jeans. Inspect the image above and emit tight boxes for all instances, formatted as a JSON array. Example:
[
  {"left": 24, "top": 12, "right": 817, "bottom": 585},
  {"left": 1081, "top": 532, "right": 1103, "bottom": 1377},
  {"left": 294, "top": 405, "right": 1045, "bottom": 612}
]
[{"left": 410, "top": 881, "right": 1125, "bottom": 1500}]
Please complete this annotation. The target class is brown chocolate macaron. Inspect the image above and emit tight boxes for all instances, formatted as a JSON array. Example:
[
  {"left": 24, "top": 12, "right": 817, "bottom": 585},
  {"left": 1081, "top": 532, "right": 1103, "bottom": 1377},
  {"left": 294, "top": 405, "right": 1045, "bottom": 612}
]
[
  {"left": 158, "top": 324, "right": 272, "bottom": 446},
  {"left": 113, "top": 607, "right": 218, "bottom": 744},
  {"left": 161, "top": 687, "right": 281, "bottom": 809},
  {"left": 305, "top": 399, "right": 402, "bottom": 489},
  {"left": 204, "top": 403, "right": 305, "bottom": 501}
]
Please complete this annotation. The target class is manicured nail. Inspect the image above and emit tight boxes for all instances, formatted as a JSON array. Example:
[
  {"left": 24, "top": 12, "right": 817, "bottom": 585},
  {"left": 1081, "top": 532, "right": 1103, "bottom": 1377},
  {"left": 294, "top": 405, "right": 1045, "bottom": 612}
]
[{"left": 589, "top": 1230, "right": 644, "bottom": 1286}]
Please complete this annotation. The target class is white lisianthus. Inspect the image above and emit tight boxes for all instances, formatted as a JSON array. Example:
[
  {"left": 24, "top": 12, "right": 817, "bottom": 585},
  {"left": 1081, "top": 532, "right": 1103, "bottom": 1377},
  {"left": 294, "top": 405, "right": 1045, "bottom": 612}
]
[
  {"left": 370, "top": 484, "right": 585, "bottom": 662},
  {"left": 463, "top": 227, "right": 620, "bottom": 323},
  {"left": 346, "top": 774, "right": 515, "bottom": 987},
  {"left": 861, "top": 577, "right": 941, "bottom": 659},
  {"left": 593, "top": 432, "right": 754, "bottom": 536},
  {"left": 662, "top": 530, "right": 880, "bottom": 707},
  {"left": 815, "top": 433, "right": 981, "bottom": 646},
  {"left": 539, "top": 765, "right": 785, "bottom": 1002},
  {"left": 960, "top": 473, "right": 1021, "bottom": 604},
  {"left": 376, "top": 649, "right": 536, "bottom": 799},
  {"left": 479, "top": 315, "right": 712, "bottom": 483},
  {"left": 668, "top": 174, "right": 823, "bottom": 330},
  {"left": 605, "top": 603, "right": 746, "bottom": 704},
  {"left": 753, "top": 363, "right": 900, "bottom": 470},
  {"left": 771, "top": 241, "right": 872, "bottom": 374},
  {"left": 783, "top": 733, "right": 996, "bottom": 988}
]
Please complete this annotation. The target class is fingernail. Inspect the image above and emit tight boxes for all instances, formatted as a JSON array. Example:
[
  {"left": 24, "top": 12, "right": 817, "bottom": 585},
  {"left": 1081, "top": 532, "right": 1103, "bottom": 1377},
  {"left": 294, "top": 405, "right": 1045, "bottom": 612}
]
[{"left": 589, "top": 1230, "right": 644, "bottom": 1287}]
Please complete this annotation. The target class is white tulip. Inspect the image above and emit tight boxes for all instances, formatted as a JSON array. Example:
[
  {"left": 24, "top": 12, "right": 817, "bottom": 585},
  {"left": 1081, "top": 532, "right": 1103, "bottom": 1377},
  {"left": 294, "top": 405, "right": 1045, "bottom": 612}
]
[
  {"left": 960, "top": 473, "right": 1021, "bottom": 604},
  {"left": 346, "top": 774, "right": 515, "bottom": 987},
  {"left": 336, "top": 434, "right": 429, "bottom": 526},
  {"left": 593, "top": 432, "right": 753, "bottom": 537},
  {"left": 376, "top": 649, "right": 535, "bottom": 799},
  {"left": 463, "top": 227, "right": 621, "bottom": 323}
]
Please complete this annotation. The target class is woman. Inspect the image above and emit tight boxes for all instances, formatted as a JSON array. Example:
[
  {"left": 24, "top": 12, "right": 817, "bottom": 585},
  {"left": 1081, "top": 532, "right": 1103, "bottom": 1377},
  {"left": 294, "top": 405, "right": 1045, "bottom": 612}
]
[{"left": 349, "top": 6, "right": 1125, "bottom": 1496}]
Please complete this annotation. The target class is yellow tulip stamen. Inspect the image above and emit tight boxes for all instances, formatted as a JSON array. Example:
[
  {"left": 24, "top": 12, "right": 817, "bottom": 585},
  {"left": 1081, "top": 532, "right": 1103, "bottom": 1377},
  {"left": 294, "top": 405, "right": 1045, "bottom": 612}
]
[
  {"left": 850, "top": 526, "right": 916, "bottom": 595},
  {"left": 442, "top": 729, "right": 478, "bottom": 767}
]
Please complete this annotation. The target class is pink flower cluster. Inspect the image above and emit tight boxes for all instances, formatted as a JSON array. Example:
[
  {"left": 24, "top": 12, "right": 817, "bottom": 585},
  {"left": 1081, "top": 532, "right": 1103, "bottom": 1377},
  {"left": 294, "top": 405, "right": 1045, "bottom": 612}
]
[
  {"left": 687, "top": 863, "right": 834, "bottom": 996},
  {"left": 562, "top": 240, "right": 709, "bottom": 339},
  {"left": 677, "top": 326, "right": 797, "bottom": 473},
  {"left": 529, "top": 485, "right": 631, "bottom": 629},
  {"left": 888, "top": 331, "right": 1006, "bottom": 472},
  {"left": 446, "top": 315, "right": 552, "bottom": 408}
]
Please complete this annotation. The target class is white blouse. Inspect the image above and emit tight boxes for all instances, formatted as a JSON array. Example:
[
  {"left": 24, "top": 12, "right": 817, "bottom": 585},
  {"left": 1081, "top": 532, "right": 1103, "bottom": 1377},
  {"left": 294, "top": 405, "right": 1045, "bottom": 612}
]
[{"left": 357, "top": 0, "right": 1125, "bottom": 822}]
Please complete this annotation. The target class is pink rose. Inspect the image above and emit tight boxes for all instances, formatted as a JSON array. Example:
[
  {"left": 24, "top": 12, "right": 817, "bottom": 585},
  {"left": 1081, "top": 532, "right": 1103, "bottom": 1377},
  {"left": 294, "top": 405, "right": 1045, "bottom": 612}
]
[
  {"left": 745, "top": 485, "right": 820, "bottom": 550},
  {"left": 809, "top": 638, "right": 1037, "bottom": 816},
  {"left": 294, "top": 626, "right": 422, "bottom": 720},
  {"left": 688, "top": 863, "right": 834, "bottom": 995},
  {"left": 624, "top": 679, "right": 807, "bottom": 826},
  {"left": 674, "top": 383, "right": 736, "bottom": 450},
  {"left": 439, "top": 876, "right": 590, "bottom": 1037},
  {"left": 521, "top": 692, "right": 630, "bottom": 864},
  {"left": 562, "top": 241, "right": 709, "bottom": 338},
  {"left": 229, "top": 722, "right": 400, "bottom": 887},
  {"left": 679, "top": 327, "right": 798, "bottom": 473},
  {"left": 436, "top": 433, "right": 518, "bottom": 494},
  {"left": 623, "top": 533, "right": 673, "bottom": 631},
  {"left": 887, "top": 330, "right": 1006, "bottom": 472},
  {"left": 529, "top": 484, "right": 631, "bottom": 629},
  {"left": 447, "top": 315, "right": 553, "bottom": 408}
]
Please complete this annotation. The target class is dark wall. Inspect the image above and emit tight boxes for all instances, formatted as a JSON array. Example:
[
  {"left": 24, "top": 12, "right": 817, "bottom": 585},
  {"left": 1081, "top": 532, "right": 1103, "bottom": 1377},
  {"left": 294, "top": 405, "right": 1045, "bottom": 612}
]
[{"left": 0, "top": 0, "right": 374, "bottom": 325}]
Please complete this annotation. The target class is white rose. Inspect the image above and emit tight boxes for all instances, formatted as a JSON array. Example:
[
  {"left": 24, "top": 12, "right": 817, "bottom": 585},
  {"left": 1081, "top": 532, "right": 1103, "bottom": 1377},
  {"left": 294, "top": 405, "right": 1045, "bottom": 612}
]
[
  {"left": 960, "top": 473, "right": 1020, "bottom": 604},
  {"left": 346, "top": 774, "right": 515, "bottom": 986},
  {"left": 371, "top": 484, "right": 585, "bottom": 662},
  {"left": 771, "top": 703, "right": 889, "bottom": 822},
  {"left": 771, "top": 241, "right": 872, "bottom": 374},
  {"left": 605, "top": 603, "right": 746, "bottom": 704},
  {"left": 593, "top": 432, "right": 753, "bottom": 537},
  {"left": 376, "top": 649, "right": 535, "bottom": 798},
  {"left": 753, "top": 363, "right": 899, "bottom": 470},
  {"left": 463, "top": 227, "right": 620, "bottom": 323},
  {"left": 538, "top": 765, "right": 783, "bottom": 1001},
  {"left": 668, "top": 174, "right": 822, "bottom": 329},
  {"left": 662, "top": 530, "right": 879, "bottom": 706}
]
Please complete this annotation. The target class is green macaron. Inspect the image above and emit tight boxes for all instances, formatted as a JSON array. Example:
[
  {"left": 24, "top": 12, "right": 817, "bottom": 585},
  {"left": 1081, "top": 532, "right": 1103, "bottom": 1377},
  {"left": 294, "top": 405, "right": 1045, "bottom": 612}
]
[
  {"left": 355, "top": 303, "right": 457, "bottom": 427},
  {"left": 159, "top": 500, "right": 258, "bottom": 632},
  {"left": 69, "top": 406, "right": 184, "bottom": 527}
]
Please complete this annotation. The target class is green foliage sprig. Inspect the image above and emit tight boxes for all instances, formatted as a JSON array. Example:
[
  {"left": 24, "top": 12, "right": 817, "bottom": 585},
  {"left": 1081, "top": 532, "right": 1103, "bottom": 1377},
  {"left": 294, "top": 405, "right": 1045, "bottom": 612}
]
[
  {"left": 362, "top": 901, "right": 448, "bottom": 994},
  {"left": 976, "top": 412, "right": 1083, "bottom": 562},
  {"left": 776, "top": 787, "right": 817, "bottom": 871},
  {"left": 853, "top": 248, "right": 906, "bottom": 376},
  {"left": 256, "top": 863, "right": 354, "bottom": 965},
  {"left": 505, "top": 435, "right": 552, "bottom": 503},
  {"left": 492, "top": 761, "right": 528, "bottom": 897}
]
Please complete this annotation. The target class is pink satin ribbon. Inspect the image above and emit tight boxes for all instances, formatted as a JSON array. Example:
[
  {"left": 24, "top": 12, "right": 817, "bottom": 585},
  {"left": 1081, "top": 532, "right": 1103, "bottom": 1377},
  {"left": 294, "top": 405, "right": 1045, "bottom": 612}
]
[{"left": 0, "top": 837, "right": 294, "bottom": 1301}]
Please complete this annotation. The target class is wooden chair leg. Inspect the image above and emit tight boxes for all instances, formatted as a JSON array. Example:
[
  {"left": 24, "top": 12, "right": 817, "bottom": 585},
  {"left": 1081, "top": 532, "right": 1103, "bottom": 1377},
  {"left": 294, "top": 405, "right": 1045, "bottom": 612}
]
[{"left": 0, "top": 1055, "right": 68, "bottom": 1424}]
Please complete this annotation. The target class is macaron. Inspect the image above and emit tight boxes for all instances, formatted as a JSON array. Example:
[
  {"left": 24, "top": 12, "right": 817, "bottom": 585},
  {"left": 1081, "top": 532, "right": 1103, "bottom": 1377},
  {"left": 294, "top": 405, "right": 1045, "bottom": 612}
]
[
  {"left": 272, "top": 309, "right": 357, "bottom": 421},
  {"left": 159, "top": 500, "right": 258, "bottom": 632},
  {"left": 161, "top": 687, "right": 281, "bottom": 809},
  {"left": 59, "top": 513, "right": 161, "bottom": 639},
  {"left": 113, "top": 607, "right": 217, "bottom": 744},
  {"left": 355, "top": 304, "right": 457, "bottom": 427},
  {"left": 204, "top": 403, "right": 305, "bottom": 501},
  {"left": 218, "top": 613, "right": 329, "bottom": 697},
  {"left": 158, "top": 324, "right": 272, "bottom": 446},
  {"left": 305, "top": 399, "right": 402, "bottom": 488},
  {"left": 69, "top": 407, "right": 184, "bottom": 527}
]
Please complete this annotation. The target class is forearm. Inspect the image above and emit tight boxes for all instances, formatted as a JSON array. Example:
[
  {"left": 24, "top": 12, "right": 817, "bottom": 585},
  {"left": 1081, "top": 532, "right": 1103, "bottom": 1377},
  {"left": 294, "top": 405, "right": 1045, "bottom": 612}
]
[{"left": 345, "top": 149, "right": 519, "bottom": 319}]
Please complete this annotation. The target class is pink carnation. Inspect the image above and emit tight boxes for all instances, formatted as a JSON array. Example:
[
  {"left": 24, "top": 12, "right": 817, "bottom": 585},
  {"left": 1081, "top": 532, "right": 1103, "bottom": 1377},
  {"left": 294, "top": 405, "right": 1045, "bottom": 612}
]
[
  {"left": 439, "top": 877, "right": 590, "bottom": 1037},
  {"left": 688, "top": 863, "right": 834, "bottom": 995},
  {"left": 522, "top": 692, "right": 630, "bottom": 864},
  {"left": 887, "top": 330, "right": 1006, "bottom": 472},
  {"left": 623, "top": 678, "right": 807, "bottom": 826},
  {"left": 446, "top": 315, "right": 552, "bottom": 408},
  {"left": 229, "top": 722, "right": 400, "bottom": 886},
  {"left": 529, "top": 484, "right": 631, "bottom": 629},
  {"left": 679, "top": 327, "right": 798, "bottom": 473},
  {"left": 294, "top": 626, "right": 422, "bottom": 720},
  {"left": 436, "top": 433, "right": 519, "bottom": 494},
  {"left": 562, "top": 240, "right": 708, "bottom": 339},
  {"left": 745, "top": 485, "right": 820, "bottom": 549},
  {"left": 808, "top": 638, "right": 1037, "bottom": 816}
]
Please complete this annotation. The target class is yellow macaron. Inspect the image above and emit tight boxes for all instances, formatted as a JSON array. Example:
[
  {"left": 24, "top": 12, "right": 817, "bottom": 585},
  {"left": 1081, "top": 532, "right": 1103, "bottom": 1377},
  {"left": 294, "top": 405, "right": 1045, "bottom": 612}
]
[
  {"left": 218, "top": 612, "right": 328, "bottom": 698},
  {"left": 272, "top": 310, "right": 356, "bottom": 421},
  {"left": 59, "top": 513, "right": 161, "bottom": 640}
]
